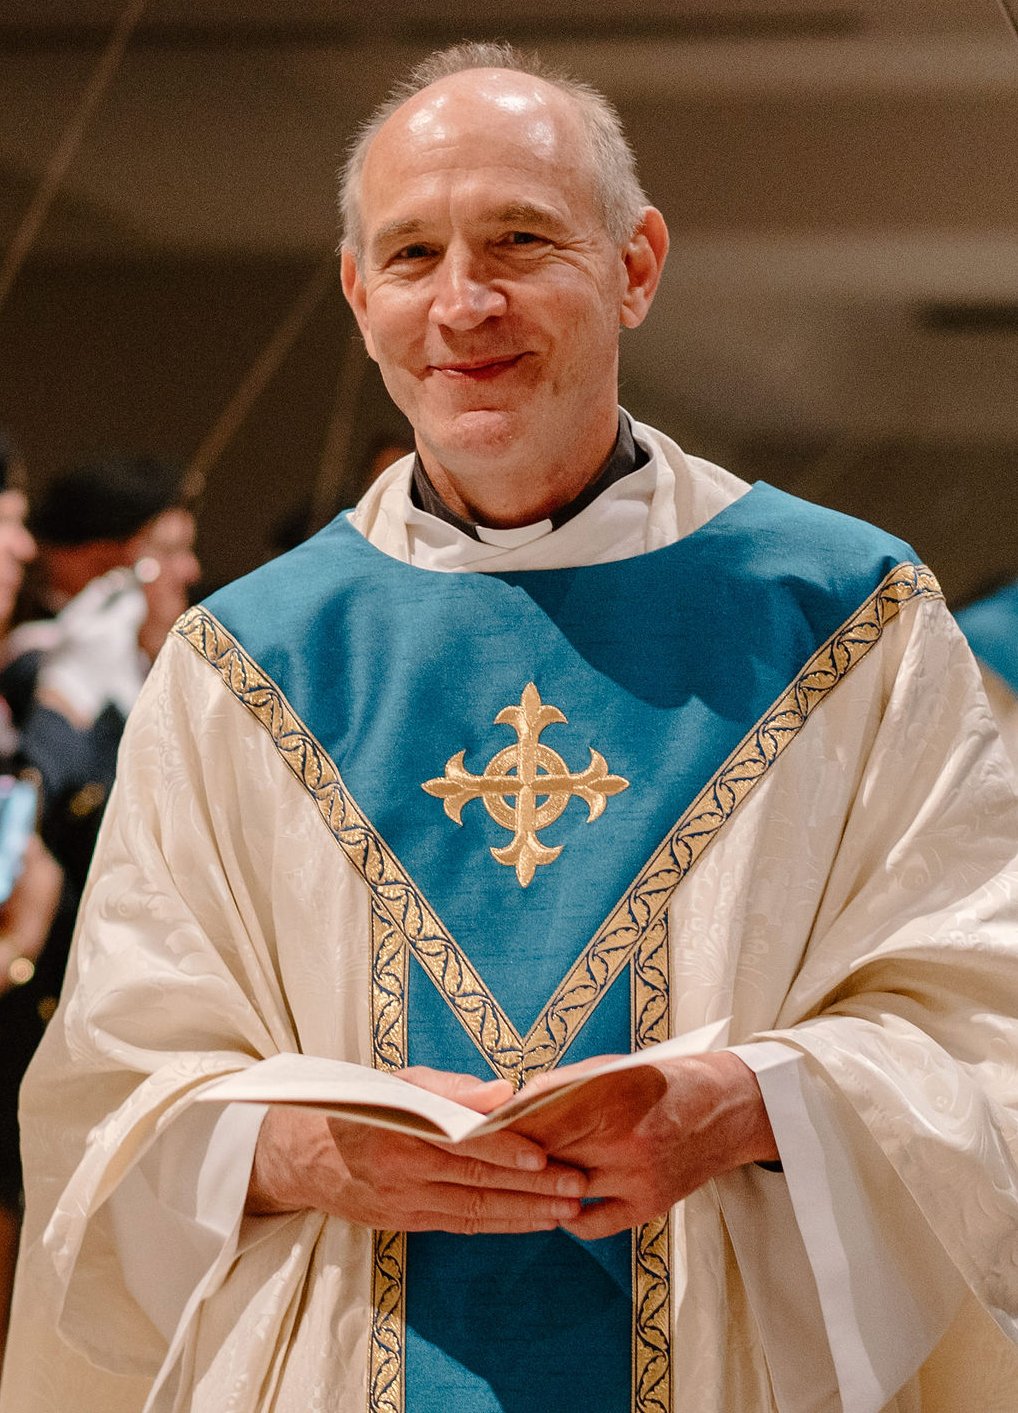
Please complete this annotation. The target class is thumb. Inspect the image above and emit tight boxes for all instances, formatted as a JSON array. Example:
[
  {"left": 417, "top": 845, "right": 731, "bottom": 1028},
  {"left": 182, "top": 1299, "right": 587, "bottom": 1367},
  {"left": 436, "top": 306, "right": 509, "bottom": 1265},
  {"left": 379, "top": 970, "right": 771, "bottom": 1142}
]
[{"left": 399, "top": 1065, "right": 514, "bottom": 1113}]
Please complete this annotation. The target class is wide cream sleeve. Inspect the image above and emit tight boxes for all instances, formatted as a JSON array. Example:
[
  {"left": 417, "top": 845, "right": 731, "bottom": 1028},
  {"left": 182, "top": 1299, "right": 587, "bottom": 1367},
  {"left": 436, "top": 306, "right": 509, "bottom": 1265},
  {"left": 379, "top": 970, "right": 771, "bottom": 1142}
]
[
  {"left": 660, "top": 596, "right": 1018, "bottom": 1413},
  {"left": 735, "top": 599, "right": 1018, "bottom": 1410},
  {"left": 766, "top": 599, "right": 1018, "bottom": 1321},
  {"left": 1, "top": 633, "right": 370, "bottom": 1413}
]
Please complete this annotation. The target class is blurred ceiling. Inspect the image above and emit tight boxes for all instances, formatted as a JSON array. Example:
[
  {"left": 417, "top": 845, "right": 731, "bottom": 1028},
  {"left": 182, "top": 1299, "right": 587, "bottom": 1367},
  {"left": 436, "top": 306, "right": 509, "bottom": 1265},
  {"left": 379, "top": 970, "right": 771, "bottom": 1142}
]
[{"left": 1, "top": 0, "right": 1016, "bottom": 593}]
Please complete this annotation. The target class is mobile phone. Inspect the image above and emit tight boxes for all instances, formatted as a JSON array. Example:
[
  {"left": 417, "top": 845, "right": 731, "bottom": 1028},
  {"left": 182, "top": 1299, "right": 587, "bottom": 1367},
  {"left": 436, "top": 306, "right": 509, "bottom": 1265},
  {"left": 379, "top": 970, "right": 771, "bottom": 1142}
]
[{"left": 0, "top": 776, "right": 38, "bottom": 904}]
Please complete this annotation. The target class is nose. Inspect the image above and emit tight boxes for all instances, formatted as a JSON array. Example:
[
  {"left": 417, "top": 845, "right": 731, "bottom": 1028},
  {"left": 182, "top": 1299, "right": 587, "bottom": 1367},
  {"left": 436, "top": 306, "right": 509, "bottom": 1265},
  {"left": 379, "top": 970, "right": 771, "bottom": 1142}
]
[{"left": 429, "top": 246, "right": 507, "bottom": 331}]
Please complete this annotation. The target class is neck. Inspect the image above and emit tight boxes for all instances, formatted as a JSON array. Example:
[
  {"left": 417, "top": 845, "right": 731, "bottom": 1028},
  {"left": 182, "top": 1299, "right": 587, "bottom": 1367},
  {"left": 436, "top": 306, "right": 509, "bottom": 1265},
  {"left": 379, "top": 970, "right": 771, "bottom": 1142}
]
[{"left": 419, "top": 416, "right": 619, "bottom": 530}]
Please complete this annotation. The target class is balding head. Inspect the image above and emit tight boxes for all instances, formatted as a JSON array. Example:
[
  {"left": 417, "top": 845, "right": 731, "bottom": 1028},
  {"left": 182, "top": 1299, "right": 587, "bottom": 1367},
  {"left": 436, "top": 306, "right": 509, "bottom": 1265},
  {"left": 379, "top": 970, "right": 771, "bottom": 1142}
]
[{"left": 340, "top": 41, "right": 647, "bottom": 260}]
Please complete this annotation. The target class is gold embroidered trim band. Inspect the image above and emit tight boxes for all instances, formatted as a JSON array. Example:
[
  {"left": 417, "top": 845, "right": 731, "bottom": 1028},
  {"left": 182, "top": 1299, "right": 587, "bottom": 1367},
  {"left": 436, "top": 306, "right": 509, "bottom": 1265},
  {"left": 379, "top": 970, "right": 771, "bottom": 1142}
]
[
  {"left": 369, "top": 898, "right": 408, "bottom": 1413},
  {"left": 632, "top": 916, "right": 673, "bottom": 1413}
]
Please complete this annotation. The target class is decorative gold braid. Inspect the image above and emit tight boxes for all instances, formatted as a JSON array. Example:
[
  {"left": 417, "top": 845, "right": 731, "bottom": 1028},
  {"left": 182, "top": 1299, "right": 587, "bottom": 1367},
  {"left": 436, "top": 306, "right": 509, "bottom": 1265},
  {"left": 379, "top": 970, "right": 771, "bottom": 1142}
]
[
  {"left": 368, "top": 1226, "right": 406, "bottom": 1413},
  {"left": 632, "top": 917, "right": 673, "bottom": 1413},
  {"left": 370, "top": 898, "right": 407, "bottom": 1074},
  {"left": 368, "top": 899, "right": 407, "bottom": 1413},
  {"left": 632, "top": 917, "right": 671, "bottom": 1052},
  {"left": 634, "top": 1216, "right": 673, "bottom": 1413}
]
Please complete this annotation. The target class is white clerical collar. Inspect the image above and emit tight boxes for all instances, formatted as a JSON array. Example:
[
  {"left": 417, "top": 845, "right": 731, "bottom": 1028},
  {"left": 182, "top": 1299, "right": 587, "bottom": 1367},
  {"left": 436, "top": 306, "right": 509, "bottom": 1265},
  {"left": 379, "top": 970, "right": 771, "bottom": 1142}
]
[
  {"left": 474, "top": 519, "right": 554, "bottom": 547},
  {"left": 408, "top": 412, "right": 647, "bottom": 544},
  {"left": 349, "top": 415, "right": 751, "bottom": 575}
]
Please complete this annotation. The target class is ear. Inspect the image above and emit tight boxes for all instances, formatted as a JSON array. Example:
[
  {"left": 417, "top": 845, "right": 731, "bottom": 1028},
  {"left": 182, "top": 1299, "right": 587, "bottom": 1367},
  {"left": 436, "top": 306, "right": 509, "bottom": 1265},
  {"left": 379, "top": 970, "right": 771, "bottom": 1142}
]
[
  {"left": 619, "top": 207, "right": 669, "bottom": 330},
  {"left": 340, "top": 246, "right": 378, "bottom": 361}
]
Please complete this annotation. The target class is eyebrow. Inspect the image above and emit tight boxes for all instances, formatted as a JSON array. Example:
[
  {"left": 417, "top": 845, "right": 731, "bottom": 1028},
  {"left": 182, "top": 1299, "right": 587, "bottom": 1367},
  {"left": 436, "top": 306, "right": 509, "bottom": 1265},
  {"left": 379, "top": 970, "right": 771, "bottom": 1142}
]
[
  {"left": 369, "top": 202, "right": 566, "bottom": 256},
  {"left": 370, "top": 218, "right": 426, "bottom": 253},
  {"left": 491, "top": 201, "right": 563, "bottom": 229}
]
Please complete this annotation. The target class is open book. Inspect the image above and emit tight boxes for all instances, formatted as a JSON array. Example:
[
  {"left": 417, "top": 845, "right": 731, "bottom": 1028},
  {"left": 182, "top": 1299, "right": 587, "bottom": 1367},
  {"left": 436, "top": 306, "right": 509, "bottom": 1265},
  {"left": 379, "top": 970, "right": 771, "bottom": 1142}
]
[{"left": 196, "top": 1020, "right": 728, "bottom": 1145}]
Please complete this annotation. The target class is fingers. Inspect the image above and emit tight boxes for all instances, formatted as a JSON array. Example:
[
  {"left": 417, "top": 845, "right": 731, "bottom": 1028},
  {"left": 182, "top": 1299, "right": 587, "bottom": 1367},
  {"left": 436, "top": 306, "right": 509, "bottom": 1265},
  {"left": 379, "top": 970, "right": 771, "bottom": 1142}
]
[
  {"left": 416, "top": 1140, "right": 588, "bottom": 1199},
  {"left": 402, "top": 1213, "right": 564, "bottom": 1235},
  {"left": 559, "top": 1199, "right": 637, "bottom": 1241},
  {"left": 399, "top": 1065, "right": 515, "bottom": 1114},
  {"left": 519, "top": 1053, "right": 628, "bottom": 1097},
  {"left": 404, "top": 1181, "right": 582, "bottom": 1227},
  {"left": 443, "top": 1126, "right": 557, "bottom": 1175}
]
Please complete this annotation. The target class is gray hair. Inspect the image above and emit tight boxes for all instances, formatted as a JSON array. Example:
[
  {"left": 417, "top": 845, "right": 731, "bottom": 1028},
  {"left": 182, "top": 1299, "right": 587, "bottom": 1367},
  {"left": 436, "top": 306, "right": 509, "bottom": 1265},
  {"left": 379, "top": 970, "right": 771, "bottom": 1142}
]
[{"left": 339, "top": 41, "right": 647, "bottom": 259}]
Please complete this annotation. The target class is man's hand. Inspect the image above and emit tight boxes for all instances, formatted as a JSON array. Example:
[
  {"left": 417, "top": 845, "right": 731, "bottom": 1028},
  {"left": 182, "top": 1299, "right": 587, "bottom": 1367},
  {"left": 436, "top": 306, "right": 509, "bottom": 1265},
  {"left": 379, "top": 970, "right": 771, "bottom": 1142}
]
[
  {"left": 508, "top": 1050, "right": 778, "bottom": 1240},
  {"left": 247, "top": 1065, "right": 587, "bottom": 1233}
]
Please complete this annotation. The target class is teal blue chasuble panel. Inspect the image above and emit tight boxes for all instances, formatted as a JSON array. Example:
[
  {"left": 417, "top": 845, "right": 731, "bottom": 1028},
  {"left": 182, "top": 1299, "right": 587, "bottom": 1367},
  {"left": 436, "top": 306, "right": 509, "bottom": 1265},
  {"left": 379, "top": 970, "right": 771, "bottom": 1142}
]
[
  {"left": 205, "top": 483, "right": 920, "bottom": 1035},
  {"left": 956, "top": 580, "right": 1018, "bottom": 695},
  {"left": 189, "top": 483, "right": 936, "bottom": 1413}
]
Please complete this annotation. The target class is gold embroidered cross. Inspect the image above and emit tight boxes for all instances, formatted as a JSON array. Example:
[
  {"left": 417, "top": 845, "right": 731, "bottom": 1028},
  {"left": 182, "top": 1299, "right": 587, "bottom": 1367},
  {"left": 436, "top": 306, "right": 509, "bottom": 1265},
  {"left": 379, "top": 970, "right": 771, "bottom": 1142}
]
[{"left": 422, "top": 683, "right": 629, "bottom": 887}]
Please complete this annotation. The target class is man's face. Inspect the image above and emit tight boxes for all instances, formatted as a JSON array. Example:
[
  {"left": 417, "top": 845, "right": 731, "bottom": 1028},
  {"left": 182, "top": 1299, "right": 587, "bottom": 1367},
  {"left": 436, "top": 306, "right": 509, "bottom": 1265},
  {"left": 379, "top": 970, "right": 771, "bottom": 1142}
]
[
  {"left": 0, "top": 488, "right": 35, "bottom": 628},
  {"left": 342, "top": 71, "right": 641, "bottom": 508}
]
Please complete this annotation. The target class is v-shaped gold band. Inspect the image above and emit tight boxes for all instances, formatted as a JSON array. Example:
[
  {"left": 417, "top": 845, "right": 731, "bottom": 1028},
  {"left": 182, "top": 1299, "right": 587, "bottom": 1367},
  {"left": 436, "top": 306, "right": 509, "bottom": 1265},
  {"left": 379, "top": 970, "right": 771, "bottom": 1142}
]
[{"left": 176, "top": 559, "right": 939, "bottom": 1085}]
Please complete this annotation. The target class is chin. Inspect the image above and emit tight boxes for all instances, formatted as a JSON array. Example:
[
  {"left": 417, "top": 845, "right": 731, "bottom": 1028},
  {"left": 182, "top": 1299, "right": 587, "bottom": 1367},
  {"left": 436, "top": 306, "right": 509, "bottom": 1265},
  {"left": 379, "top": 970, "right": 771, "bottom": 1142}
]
[{"left": 437, "top": 407, "right": 523, "bottom": 458}]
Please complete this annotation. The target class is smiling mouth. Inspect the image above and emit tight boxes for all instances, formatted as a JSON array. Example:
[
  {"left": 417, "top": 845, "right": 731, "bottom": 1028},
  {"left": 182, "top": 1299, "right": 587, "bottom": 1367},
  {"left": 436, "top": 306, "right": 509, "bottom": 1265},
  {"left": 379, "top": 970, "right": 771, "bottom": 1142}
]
[{"left": 431, "top": 354, "right": 524, "bottom": 381}]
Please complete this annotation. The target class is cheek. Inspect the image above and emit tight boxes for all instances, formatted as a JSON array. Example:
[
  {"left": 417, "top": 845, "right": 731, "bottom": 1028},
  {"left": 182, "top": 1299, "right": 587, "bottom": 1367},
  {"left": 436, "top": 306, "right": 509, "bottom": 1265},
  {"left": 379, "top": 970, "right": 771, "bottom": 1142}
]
[{"left": 363, "top": 288, "right": 426, "bottom": 363}]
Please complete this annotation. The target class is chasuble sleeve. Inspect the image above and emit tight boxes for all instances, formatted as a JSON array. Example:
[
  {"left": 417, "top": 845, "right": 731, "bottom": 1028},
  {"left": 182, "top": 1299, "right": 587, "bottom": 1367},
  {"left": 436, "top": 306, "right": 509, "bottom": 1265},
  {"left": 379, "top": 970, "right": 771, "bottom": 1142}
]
[
  {"left": 716, "top": 597, "right": 1018, "bottom": 1408},
  {"left": 2, "top": 635, "right": 371, "bottom": 1412}
]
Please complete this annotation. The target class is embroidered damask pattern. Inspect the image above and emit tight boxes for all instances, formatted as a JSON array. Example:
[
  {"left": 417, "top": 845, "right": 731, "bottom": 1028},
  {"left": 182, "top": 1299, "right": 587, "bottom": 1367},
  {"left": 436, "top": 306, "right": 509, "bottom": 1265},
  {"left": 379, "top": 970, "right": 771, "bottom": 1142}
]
[{"left": 422, "top": 681, "right": 629, "bottom": 887}]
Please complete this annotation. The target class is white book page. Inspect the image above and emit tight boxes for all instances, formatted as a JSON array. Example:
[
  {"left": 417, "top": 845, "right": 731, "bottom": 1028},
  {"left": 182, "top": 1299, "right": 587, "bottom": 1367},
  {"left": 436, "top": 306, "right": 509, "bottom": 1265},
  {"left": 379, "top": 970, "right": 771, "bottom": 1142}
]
[{"left": 196, "top": 1020, "right": 729, "bottom": 1145}]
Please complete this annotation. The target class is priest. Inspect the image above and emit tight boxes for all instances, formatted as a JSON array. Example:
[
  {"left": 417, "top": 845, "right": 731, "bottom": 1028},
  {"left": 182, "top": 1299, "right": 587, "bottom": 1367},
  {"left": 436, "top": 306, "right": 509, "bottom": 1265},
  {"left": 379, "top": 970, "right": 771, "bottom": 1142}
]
[{"left": 4, "top": 42, "right": 1018, "bottom": 1413}]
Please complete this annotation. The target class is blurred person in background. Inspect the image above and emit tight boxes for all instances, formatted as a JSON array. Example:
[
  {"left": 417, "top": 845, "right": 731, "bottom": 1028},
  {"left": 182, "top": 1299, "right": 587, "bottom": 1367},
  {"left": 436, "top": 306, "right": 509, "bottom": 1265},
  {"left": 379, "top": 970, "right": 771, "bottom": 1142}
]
[
  {"left": 3, "top": 455, "right": 200, "bottom": 882},
  {"left": 955, "top": 579, "right": 1018, "bottom": 772},
  {"left": 0, "top": 454, "right": 199, "bottom": 1369},
  {"left": 0, "top": 432, "right": 63, "bottom": 1368}
]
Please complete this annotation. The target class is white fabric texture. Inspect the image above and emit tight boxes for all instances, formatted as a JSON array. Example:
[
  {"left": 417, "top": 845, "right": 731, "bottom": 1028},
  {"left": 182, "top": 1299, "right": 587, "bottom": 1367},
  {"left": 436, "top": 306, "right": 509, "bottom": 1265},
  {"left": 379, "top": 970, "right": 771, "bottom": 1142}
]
[
  {"left": 3, "top": 420, "right": 1018, "bottom": 1413},
  {"left": 979, "top": 664, "right": 1018, "bottom": 773}
]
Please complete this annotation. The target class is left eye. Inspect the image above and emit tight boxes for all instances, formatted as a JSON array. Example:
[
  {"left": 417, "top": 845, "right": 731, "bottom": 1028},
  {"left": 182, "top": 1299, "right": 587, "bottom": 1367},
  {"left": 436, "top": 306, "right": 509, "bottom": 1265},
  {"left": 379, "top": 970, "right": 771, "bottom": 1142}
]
[{"left": 506, "top": 231, "right": 542, "bottom": 246}]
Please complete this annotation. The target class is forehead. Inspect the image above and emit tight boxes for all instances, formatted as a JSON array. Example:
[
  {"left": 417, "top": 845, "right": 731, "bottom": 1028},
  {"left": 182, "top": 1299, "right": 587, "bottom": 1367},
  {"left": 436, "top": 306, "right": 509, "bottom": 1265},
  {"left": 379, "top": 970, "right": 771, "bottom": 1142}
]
[{"left": 359, "top": 71, "right": 597, "bottom": 236}]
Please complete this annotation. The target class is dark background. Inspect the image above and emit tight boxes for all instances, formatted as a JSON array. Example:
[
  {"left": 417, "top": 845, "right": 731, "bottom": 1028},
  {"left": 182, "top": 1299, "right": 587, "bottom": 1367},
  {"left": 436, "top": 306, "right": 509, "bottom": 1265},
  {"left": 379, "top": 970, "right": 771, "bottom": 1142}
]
[{"left": 1, "top": 0, "right": 1016, "bottom": 600}]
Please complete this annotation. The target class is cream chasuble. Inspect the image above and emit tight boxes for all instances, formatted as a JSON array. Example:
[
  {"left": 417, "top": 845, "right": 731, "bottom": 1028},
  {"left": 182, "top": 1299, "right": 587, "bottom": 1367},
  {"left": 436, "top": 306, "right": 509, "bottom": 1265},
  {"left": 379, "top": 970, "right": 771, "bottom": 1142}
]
[
  {"left": 955, "top": 582, "right": 1018, "bottom": 775},
  {"left": 3, "top": 420, "right": 1018, "bottom": 1413}
]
